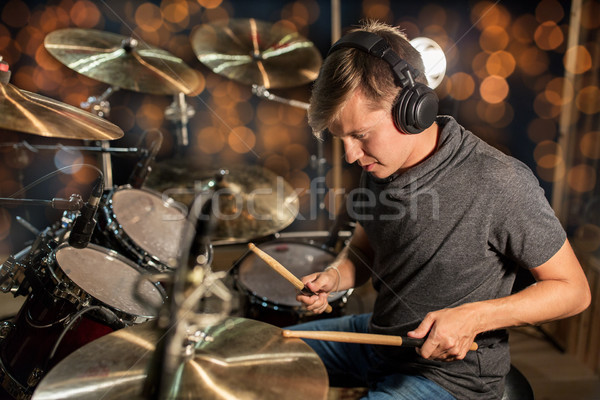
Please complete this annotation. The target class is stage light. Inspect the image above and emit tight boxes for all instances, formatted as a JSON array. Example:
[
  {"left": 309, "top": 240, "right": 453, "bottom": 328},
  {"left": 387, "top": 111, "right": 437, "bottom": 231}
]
[{"left": 410, "top": 36, "right": 446, "bottom": 89}]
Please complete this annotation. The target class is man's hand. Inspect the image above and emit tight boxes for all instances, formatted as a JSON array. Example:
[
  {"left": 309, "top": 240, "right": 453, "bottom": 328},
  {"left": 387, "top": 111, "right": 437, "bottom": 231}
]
[
  {"left": 295, "top": 269, "right": 339, "bottom": 314},
  {"left": 407, "top": 304, "right": 480, "bottom": 362}
]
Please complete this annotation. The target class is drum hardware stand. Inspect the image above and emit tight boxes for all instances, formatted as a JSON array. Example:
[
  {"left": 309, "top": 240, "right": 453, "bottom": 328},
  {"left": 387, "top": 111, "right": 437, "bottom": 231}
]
[
  {"left": 251, "top": 84, "right": 329, "bottom": 228},
  {"left": 144, "top": 178, "right": 232, "bottom": 400},
  {"left": 80, "top": 85, "right": 120, "bottom": 189},
  {"left": 165, "top": 92, "right": 195, "bottom": 154}
]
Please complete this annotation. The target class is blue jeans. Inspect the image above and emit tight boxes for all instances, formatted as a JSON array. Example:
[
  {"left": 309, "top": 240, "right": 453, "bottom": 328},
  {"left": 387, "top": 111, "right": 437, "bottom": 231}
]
[{"left": 287, "top": 314, "right": 456, "bottom": 400}]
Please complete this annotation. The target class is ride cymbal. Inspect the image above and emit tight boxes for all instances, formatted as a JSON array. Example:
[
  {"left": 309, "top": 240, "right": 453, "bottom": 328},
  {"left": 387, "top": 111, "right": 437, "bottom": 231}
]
[
  {"left": 190, "top": 18, "right": 322, "bottom": 89},
  {"left": 31, "top": 317, "right": 328, "bottom": 400},
  {"left": 44, "top": 28, "right": 201, "bottom": 95},
  {"left": 143, "top": 161, "right": 300, "bottom": 242},
  {"left": 0, "top": 82, "right": 123, "bottom": 140}
]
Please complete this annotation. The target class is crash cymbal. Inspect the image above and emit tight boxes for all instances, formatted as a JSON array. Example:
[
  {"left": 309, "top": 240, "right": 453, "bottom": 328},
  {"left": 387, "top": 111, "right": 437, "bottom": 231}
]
[
  {"left": 190, "top": 18, "right": 322, "bottom": 89},
  {"left": 44, "top": 28, "right": 201, "bottom": 95},
  {"left": 144, "top": 161, "right": 300, "bottom": 242},
  {"left": 0, "top": 82, "right": 123, "bottom": 140},
  {"left": 32, "top": 317, "right": 328, "bottom": 400}
]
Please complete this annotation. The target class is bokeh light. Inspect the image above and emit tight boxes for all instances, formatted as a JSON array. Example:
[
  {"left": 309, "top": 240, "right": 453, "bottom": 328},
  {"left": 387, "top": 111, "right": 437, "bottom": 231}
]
[{"left": 580, "top": 131, "right": 600, "bottom": 159}]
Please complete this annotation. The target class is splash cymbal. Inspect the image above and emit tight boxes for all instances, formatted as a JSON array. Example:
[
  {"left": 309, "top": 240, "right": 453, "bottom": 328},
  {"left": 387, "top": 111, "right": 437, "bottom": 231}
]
[
  {"left": 0, "top": 82, "right": 123, "bottom": 140},
  {"left": 44, "top": 28, "right": 201, "bottom": 95},
  {"left": 143, "top": 160, "right": 300, "bottom": 243},
  {"left": 32, "top": 317, "right": 328, "bottom": 400},
  {"left": 190, "top": 18, "right": 322, "bottom": 89}
]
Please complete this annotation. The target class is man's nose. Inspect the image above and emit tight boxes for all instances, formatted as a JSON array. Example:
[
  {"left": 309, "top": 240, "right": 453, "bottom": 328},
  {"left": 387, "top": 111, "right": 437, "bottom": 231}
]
[{"left": 343, "top": 138, "right": 363, "bottom": 164}]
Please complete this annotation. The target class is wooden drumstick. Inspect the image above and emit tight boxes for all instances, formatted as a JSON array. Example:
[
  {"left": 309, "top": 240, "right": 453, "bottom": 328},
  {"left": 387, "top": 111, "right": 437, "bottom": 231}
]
[
  {"left": 282, "top": 330, "right": 479, "bottom": 351},
  {"left": 248, "top": 243, "right": 333, "bottom": 313}
]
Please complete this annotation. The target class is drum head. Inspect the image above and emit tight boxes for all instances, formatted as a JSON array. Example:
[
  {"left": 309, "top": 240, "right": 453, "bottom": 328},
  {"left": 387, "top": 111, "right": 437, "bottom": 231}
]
[
  {"left": 111, "top": 188, "right": 188, "bottom": 267},
  {"left": 237, "top": 242, "right": 343, "bottom": 307},
  {"left": 55, "top": 244, "right": 163, "bottom": 318}
]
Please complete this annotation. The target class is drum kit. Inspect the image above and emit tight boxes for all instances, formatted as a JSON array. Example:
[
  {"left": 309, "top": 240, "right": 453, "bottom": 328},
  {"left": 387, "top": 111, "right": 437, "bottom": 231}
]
[{"left": 0, "top": 18, "right": 349, "bottom": 400}]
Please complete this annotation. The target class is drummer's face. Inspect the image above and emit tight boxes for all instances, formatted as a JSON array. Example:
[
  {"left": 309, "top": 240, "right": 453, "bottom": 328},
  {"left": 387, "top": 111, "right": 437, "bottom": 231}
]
[{"left": 328, "top": 90, "right": 422, "bottom": 179}]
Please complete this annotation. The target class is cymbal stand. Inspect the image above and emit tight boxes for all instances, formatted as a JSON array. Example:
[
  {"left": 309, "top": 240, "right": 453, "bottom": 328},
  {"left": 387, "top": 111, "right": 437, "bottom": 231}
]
[
  {"left": 80, "top": 86, "right": 120, "bottom": 188},
  {"left": 251, "top": 85, "right": 328, "bottom": 227},
  {"left": 165, "top": 92, "right": 195, "bottom": 153}
]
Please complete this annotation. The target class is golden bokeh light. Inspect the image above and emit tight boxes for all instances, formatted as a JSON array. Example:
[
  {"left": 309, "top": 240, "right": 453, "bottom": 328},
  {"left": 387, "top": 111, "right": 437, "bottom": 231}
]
[
  {"left": 517, "top": 46, "right": 549, "bottom": 76},
  {"left": 535, "top": 0, "right": 564, "bottom": 23},
  {"left": 283, "top": 144, "right": 310, "bottom": 170},
  {"left": 362, "top": 0, "right": 392, "bottom": 23},
  {"left": 544, "top": 77, "right": 573, "bottom": 106},
  {"left": 534, "top": 21, "right": 564, "bottom": 50},
  {"left": 197, "top": 0, "right": 224, "bottom": 9},
  {"left": 448, "top": 72, "right": 475, "bottom": 101},
  {"left": 564, "top": 45, "right": 592, "bottom": 74},
  {"left": 486, "top": 50, "right": 516, "bottom": 77},
  {"left": 580, "top": 131, "right": 600, "bottom": 160},
  {"left": 196, "top": 126, "right": 225, "bottom": 154},
  {"left": 135, "top": 2, "right": 163, "bottom": 32},
  {"left": 536, "top": 157, "right": 565, "bottom": 182},
  {"left": 533, "top": 92, "right": 561, "bottom": 119},
  {"left": 480, "top": 75, "right": 509, "bottom": 104},
  {"left": 476, "top": 101, "right": 514, "bottom": 127},
  {"left": 161, "top": 0, "right": 190, "bottom": 24},
  {"left": 471, "top": 51, "right": 490, "bottom": 79},
  {"left": 479, "top": 26, "right": 509, "bottom": 52},
  {"left": 286, "top": 169, "right": 310, "bottom": 194},
  {"left": 228, "top": 126, "right": 256, "bottom": 154},
  {"left": 256, "top": 101, "right": 283, "bottom": 126},
  {"left": 568, "top": 164, "right": 596, "bottom": 193},
  {"left": 136, "top": 102, "right": 166, "bottom": 130},
  {"left": 534, "top": 140, "right": 563, "bottom": 163},
  {"left": 576, "top": 86, "right": 600, "bottom": 115},
  {"left": 70, "top": 0, "right": 102, "bottom": 28},
  {"left": 260, "top": 126, "right": 292, "bottom": 151},
  {"left": 471, "top": 1, "right": 511, "bottom": 29},
  {"left": 511, "top": 14, "right": 536, "bottom": 44}
]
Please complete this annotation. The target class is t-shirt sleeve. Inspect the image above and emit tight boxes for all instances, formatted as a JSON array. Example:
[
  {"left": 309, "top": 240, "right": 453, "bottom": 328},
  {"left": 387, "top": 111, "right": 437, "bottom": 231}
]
[{"left": 488, "top": 161, "right": 566, "bottom": 269}]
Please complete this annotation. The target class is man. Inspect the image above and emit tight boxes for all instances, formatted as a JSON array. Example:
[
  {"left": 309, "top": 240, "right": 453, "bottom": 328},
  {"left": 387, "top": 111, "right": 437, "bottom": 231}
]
[{"left": 293, "top": 20, "right": 591, "bottom": 399}]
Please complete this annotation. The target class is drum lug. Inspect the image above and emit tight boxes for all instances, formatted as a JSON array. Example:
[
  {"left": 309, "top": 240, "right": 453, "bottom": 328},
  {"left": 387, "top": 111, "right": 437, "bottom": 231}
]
[
  {"left": 0, "top": 321, "right": 14, "bottom": 339},
  {"left": 26, "top": 367, "right": 43, "bottom": 388}
]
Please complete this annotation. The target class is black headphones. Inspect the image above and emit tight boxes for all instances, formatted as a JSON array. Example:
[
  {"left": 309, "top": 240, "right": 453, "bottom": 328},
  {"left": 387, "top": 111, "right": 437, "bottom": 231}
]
[{"left": 328, "top": 31, "right": 439, "bottom": 134}]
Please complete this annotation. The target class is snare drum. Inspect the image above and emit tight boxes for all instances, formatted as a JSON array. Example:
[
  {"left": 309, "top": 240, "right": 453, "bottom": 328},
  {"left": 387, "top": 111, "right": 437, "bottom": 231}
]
[
  {"left": 0, "top": 243, "right": 164, "bottom": 399},
  {"left": 95, "top": 186, "right": 190, "bottom": 272},
  {"left": 233, "top": 240, "right": 351, "bottom": 327}
]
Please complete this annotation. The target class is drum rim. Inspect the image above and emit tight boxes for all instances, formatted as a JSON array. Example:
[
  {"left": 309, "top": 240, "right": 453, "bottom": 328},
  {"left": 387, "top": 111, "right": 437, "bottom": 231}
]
[
  {"left": 232, "top": 239, "right": 348, "bottom": 308},
  {"left": 54, "top": 243, "right": 165, "bottom": 318}
]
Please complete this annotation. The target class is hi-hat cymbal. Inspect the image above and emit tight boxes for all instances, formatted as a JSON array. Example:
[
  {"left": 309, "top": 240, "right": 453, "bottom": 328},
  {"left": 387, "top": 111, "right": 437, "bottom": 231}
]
[
  {"left": 0, "top": 82, "right": 123, "bottom": 140},
  {"left": 190, "top": 18, "right": 322, "bottom": 89},
  {"left": 32, "top": 317, "right": 328, "bottom": 400},
  {"left": 144, "top": 160, "right": 300, "bottom": 243},
  {"left": 44, "top": 28, "right": 201, "bottom": 95}
]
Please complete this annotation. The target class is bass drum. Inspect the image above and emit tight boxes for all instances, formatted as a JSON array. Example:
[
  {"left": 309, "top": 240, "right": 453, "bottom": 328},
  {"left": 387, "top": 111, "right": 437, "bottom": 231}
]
[
  {"left": 233, "top": 240, "right": 352, "bottom": 328},
  {"left": 95, "top": 185, "right": 192, "bottom": 273},
  {"left": 0, "top": 243, "right": 164, "bottom": 399}
]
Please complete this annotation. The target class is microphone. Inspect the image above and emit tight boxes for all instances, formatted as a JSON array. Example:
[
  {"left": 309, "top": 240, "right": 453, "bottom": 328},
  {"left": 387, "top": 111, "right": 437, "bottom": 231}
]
[
  {"left": 68, "top": 177, "right": 104, "bottom": 249},
  {"left": 0, "top": 57, "right": 11, "bottom": 85},
  {"left": 128, "top": 130, "right": 163, "bottom": 189}
]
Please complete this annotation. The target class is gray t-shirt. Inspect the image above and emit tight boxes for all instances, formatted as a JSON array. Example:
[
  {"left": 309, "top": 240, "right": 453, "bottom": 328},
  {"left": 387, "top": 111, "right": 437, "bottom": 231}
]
[{"left": 353, "top": 115, "right": 566, "bottom": 399}]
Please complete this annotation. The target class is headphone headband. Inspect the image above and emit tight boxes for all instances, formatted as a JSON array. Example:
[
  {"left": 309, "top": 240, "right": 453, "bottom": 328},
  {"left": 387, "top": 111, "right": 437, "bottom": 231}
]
[{"left": 328, "top": 31, "right": 419, "bottom": 88}]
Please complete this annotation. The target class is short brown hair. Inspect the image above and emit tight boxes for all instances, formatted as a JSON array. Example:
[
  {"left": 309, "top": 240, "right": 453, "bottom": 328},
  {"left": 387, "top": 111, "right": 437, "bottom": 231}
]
[{"left": 308, "top": 20, "right": 427, "bottom": 138}]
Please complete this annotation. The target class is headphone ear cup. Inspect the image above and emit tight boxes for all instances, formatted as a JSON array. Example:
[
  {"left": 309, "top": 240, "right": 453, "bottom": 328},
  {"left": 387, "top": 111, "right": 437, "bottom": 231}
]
[{"left": 393, "top": 83, "right": 439, "bottom": 134}]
